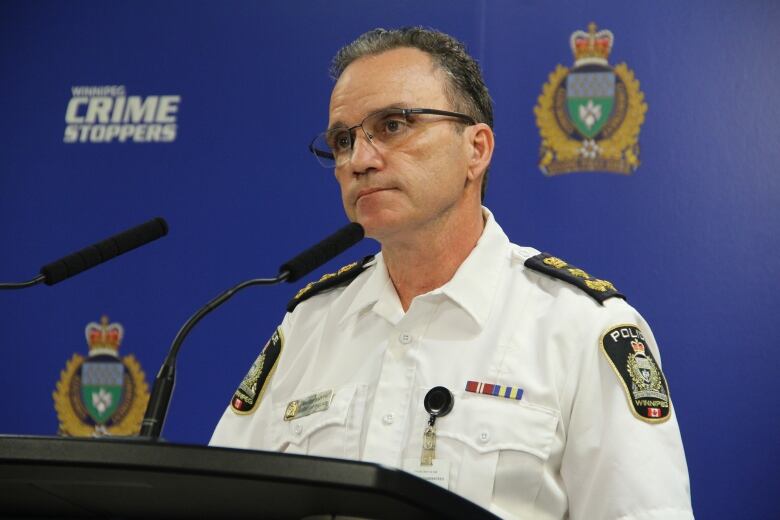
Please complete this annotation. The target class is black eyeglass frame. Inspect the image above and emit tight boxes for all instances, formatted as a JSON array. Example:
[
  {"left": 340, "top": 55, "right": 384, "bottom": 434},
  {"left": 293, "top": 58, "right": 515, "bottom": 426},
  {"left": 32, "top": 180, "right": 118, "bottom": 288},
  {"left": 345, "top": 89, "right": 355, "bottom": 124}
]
[{"left": 308, "top": 107, "right": 478, "bottom": 165}]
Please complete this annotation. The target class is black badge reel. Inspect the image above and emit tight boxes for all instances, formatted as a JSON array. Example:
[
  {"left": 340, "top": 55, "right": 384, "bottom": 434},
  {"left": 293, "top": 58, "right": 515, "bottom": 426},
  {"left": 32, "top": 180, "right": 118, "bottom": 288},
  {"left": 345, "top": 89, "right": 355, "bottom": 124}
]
[
  {"left": 424, "top": 386, "right": 454, "bottom": 424},
  {"left": 421, "top": 386, "right": 454, "bottom": 465}
]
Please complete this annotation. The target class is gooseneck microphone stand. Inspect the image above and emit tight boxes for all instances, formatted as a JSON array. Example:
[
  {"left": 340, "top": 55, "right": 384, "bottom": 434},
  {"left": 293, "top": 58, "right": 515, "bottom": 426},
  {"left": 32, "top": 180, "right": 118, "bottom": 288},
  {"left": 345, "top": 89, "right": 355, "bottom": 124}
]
[
  {"left": 139, "top": 221, "right": 364, "bottom": 440},
  {"left": 0, "top": 275, "right": 45, "bottom": 290},
  {"left": 139, "top": 271, "right": 290, "bottom": 439}
]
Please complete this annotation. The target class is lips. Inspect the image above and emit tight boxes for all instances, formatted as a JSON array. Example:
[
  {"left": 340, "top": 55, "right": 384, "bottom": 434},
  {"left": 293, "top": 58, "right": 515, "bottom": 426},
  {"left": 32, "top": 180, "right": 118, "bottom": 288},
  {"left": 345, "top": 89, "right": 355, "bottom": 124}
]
[{"left": 355, "top": 187, "right": 392, "bottom": 202}]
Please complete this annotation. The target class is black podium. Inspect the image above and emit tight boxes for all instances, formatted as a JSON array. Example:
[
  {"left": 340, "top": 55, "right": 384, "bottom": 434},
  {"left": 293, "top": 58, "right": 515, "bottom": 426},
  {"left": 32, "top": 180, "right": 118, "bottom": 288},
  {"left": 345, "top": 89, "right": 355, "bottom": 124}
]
[{"left": 0, "top": 436, "right": 499, "bottom": 519}]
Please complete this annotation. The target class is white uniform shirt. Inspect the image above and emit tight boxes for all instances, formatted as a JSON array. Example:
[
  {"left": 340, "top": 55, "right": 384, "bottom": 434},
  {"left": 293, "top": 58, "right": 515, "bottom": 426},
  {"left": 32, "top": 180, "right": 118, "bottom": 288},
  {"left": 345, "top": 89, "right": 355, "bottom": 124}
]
[{"left": 211, "top": 210, "right": 693, "bottom": 519}]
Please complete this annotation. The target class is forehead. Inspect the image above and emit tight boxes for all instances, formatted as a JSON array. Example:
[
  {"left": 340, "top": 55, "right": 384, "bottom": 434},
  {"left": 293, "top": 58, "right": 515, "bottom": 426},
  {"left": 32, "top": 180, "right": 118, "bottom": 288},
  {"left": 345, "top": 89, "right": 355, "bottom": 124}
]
[{"left": 328, "top": 47, "right": 450, "bottom": 126}]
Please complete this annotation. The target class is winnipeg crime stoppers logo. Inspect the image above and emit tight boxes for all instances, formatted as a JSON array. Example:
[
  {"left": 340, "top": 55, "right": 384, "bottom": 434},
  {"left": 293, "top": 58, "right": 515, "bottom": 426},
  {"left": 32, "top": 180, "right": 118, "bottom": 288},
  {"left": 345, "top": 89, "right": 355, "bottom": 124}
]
[
  {"left": 64, "top": 85, "right": 180, "bottom": 143},
  {"left": 53, "top": 316, "right": 150, "bottom": 436},
  {"left": 535, "top": 23, "right": 647, "bottom": 175}
]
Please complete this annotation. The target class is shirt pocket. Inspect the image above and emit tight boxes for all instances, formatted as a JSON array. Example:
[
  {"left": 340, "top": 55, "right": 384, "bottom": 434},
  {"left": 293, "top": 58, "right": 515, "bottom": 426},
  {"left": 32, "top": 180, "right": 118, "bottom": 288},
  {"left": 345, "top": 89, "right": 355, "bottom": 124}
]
[
  {"left": 265, "top": 383, "right": 367, "bottom": 460},
  {"left": 432, "top": 392, "right": 559, "bottom": 512}
]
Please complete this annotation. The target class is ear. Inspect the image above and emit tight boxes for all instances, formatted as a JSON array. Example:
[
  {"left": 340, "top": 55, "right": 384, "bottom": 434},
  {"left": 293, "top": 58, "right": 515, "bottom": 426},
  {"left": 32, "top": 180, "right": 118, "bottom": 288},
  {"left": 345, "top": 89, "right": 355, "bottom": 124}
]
[{"left": 465, "top": 123, "right": 495, "bottom": 183}]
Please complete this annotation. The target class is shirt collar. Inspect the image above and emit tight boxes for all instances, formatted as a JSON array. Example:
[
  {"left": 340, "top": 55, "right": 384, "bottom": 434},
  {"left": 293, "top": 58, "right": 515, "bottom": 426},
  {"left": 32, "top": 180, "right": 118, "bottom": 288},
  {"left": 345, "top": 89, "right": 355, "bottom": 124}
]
[
  {"left": 436, "top": 207, "right": 509, "bottom": 329},
  {"left": 340, "top": 207, "right": 510, "bottom": 329},
  {"left": 340, "top": 252, "right": 394, "bottom": 323}
]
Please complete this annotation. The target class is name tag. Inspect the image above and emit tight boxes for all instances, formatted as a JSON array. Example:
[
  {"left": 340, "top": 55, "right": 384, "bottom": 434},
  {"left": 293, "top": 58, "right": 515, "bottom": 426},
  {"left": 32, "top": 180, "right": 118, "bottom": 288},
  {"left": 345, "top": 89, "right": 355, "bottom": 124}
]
[
  {"left": 402, "top": 459, "right": 450, "bottom": 490},
  {"left": 284, "top": 389, "right": 333, "bottom": 421}
]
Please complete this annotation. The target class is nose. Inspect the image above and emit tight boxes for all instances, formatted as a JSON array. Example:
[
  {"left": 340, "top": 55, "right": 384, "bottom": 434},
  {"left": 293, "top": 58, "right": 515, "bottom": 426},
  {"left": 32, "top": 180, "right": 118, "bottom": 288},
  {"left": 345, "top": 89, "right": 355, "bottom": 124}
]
[{"left": 348, "top": 129, "right": 384, "bottom": 174}]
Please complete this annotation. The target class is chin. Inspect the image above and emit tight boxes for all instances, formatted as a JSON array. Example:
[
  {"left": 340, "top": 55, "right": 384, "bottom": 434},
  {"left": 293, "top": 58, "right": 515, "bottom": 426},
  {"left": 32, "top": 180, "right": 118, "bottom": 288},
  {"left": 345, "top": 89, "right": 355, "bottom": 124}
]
[
  {"left": 350, "top": 196, "right": 413, "bottom": 239},
  {"left": 353, "top": 216, "right": 384, "bottom": 240},
  {"left": 355, "top": 212, "right": 409, "bottom": 242}
]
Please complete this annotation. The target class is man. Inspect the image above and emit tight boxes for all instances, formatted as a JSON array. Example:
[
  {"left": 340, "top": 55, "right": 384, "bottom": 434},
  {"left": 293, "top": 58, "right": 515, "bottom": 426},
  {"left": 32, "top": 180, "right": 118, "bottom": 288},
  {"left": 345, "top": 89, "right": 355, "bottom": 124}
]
[{"left": 211, "top": 28, "right": 693, "bottom": 519}]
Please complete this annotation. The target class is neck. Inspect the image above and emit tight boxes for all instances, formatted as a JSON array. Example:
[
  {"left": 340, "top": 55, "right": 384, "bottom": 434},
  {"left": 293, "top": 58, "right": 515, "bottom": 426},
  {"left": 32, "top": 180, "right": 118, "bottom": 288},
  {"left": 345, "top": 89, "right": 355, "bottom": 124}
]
[{"left": 380, "top": 204, "right": 485, "bottom": 311}]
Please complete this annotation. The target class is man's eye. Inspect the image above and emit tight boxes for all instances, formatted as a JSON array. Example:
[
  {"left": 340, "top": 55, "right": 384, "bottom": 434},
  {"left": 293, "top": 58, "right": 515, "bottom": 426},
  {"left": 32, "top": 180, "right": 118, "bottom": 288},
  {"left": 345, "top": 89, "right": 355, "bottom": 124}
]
[
  {"left": 382, "top": 117, "right": 408, "bottom": 134},
  {"left": 329, "top": 131, "right": 351, "bottom": 151}
]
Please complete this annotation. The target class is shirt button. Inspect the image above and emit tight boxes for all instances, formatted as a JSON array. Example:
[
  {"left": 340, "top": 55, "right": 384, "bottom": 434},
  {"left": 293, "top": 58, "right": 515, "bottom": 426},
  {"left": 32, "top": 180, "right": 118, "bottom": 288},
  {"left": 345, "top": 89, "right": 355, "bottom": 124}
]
[
  {"left": 382, "top": 413, "right": 395, "bottom": 425},
  {"left": 399, "top": 333, "right": 412, "bottom": 344},
  {"left": 479, "top": 431, "right": 490, "bottom": 443},
  {"left": 293, "top": 424, "right": 303, "bottom": 435}
]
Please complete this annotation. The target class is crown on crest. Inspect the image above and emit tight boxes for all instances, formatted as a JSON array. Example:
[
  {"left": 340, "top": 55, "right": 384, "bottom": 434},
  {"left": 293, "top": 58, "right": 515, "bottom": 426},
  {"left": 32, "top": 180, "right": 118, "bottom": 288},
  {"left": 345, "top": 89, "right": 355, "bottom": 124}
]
[
  {"left": 85, "top": 315, "right": 124, "bottom": 354},
  {"left": 570, "top": 22, "right": 614, "bottom": 67},
  {"left": 630, "top": 339, "right": 646, "bottom": 354}
]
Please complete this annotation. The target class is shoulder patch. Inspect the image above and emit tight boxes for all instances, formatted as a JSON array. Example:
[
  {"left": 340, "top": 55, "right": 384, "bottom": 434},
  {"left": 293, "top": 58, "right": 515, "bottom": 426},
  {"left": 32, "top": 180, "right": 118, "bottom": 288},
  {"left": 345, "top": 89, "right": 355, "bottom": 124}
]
[
  {"left": 230, "top": 328, "right": 283, "bottom": 415},
  {"left": 286, "top": 255, "right": 375, "bottom": 313},
  {"left": 524, "top": 253, "right": 625, "bottom": 304},
  {"left": 600, "top": 325, "right": 671, "bottom": 423}
]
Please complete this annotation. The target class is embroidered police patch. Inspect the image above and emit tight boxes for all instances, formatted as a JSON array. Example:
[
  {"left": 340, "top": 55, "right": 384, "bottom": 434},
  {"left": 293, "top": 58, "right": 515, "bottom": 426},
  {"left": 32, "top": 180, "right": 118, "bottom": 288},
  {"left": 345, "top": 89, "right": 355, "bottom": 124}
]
[
  {"left": 230, "top": 328, "right": 283, "bottom": 415},
  {"left": 600, "top": 325, "right": 671, "bottom": 423}
]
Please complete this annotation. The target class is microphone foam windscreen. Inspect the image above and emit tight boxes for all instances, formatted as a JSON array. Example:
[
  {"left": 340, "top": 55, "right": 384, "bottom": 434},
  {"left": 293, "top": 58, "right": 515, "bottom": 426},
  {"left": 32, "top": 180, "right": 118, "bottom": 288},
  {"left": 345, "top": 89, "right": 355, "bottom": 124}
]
[
  {"left": 40, "top": 217, "right": 168, "bottom": 285},
  {"left": 279, "top": 222, "right": 364, "bottom": 282}
]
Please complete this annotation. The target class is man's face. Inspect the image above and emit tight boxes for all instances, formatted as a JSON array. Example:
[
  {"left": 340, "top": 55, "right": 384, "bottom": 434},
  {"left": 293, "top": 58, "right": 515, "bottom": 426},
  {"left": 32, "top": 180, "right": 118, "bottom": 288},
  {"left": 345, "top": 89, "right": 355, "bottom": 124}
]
[{"left": 328, "top": 47, "right": 474, "bottom": 241}]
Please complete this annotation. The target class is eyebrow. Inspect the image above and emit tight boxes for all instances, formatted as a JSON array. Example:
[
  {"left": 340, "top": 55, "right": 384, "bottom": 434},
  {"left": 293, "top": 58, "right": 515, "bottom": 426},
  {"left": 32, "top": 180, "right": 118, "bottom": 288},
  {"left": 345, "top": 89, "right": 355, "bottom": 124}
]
[{"left": 327, "top": 102, "right": 413, "bottom": 132}]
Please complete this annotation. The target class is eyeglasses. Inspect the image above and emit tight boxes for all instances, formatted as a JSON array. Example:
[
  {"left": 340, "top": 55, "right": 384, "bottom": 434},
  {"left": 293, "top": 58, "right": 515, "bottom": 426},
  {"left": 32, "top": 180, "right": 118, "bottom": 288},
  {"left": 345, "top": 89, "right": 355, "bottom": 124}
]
[{"left": 309, "top": 107, "right": 476, "bottom": 168}]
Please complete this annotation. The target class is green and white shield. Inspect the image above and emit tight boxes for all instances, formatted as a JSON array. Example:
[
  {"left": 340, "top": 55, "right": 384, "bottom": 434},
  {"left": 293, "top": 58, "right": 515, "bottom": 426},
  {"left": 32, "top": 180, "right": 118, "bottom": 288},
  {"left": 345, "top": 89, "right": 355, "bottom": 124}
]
[
  {"left": 566, "top": 71, "right": 615, "bottom": 138},
  {"left": 81, "top": 360, "right": 124, "bottom": 424}
]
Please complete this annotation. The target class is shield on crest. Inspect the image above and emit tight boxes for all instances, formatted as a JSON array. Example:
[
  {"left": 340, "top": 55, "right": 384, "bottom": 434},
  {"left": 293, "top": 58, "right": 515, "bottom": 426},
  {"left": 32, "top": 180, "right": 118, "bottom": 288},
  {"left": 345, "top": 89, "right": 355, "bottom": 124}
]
[
  {"left": 80, "top": 357, "right": 124, "bottom": 424},
  {"left": 634, "top": 355, "right": 654, "bottom": 385},
  {"left": 566, "top": 70, "right": 615, "bottom": 138}
]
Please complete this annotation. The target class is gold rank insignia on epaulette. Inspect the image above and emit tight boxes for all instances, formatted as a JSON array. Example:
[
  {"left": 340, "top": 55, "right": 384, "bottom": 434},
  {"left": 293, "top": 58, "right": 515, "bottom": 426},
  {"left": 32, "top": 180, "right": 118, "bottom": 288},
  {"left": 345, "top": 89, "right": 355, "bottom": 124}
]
[
  {"left": 524, "top": 253, "right": 625, "bottom": 304},
  {"left": 286, "top": 255, "right": 375, "bottom": 313}
]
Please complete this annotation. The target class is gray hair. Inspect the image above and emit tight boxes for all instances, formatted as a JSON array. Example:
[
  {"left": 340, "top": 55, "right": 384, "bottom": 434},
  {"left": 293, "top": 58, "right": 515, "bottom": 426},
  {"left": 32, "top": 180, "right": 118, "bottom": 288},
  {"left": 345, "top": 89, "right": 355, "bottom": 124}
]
[{"left": 330, "top": 27, "right": 494, "bottom": 200}]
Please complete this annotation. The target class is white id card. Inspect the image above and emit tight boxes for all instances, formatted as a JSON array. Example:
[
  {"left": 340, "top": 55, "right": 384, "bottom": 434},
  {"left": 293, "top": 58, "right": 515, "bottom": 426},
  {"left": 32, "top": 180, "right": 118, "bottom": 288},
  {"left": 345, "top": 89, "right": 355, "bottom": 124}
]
[{"left": 402, "top": 459, "right": 451, "bottom": 490}]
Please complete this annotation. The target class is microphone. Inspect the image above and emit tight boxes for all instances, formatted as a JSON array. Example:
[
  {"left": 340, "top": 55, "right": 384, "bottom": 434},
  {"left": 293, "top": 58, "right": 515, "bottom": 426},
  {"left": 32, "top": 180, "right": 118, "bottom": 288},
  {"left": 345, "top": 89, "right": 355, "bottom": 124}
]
[
  {"left": 140, "top": 221, "right": 364, "bottom": 439},
  {"left": 278, "top": 222, "right": 364, "bottom": 282},
  {"left": 0, "top": 217, "right": 169, "bottom": 290}
]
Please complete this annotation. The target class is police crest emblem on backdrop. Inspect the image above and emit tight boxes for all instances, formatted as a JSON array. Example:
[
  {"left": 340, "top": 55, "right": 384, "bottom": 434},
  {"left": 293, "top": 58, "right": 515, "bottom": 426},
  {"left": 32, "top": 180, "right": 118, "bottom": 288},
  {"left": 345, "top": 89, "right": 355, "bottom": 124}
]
[
  {"left": 53, "top": 316, "right": 150, "bottom": 436},
  {"left": 535, "top": 23, "right": 647, "bottom": 175}
]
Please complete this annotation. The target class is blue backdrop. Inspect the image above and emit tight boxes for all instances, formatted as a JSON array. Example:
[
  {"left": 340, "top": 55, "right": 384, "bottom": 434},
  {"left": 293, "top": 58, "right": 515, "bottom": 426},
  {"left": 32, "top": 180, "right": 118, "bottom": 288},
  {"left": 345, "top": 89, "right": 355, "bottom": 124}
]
[{"left": 1, "top": 1, "right": 778, "bottom": 517}]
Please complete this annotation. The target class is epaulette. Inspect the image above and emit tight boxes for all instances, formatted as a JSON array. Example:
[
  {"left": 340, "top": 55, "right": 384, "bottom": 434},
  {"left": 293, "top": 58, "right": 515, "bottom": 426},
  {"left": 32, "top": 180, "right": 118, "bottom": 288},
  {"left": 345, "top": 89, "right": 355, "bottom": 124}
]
[
  {"left": 286, "top": 255, "right": 375, "bottom": 313},
  {"left": 524, "top": 253, "right": 625, "bottom": 305}
]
